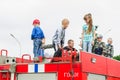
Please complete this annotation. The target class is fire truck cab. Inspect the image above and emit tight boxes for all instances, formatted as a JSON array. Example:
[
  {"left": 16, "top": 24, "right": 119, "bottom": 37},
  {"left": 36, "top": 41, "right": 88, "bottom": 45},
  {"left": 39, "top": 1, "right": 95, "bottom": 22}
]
[{"left": 0, "top": 49, "right": 120, "bottom": 80}]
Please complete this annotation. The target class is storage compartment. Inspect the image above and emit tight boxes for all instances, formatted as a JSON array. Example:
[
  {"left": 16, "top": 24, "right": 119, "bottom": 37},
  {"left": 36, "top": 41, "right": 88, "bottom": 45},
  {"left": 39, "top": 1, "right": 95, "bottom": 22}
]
[
  {"left": 88, "top": 73, "right": 106, "bottom": 80},
  {"left": 17, "top": 73, "right": 57, "bottom": 80}
]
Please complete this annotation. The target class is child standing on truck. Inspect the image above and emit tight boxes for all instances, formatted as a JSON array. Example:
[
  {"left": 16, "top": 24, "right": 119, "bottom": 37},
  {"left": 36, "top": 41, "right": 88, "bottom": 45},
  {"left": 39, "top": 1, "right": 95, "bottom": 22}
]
[
  {"left": 31, "top": 19, "right": 45, "bottom": 57},
  {"left": 82, "top": 13, "right": 96, "bottom": 53},
  {"left": 52, "top": 18, "right": 69, "bottom": 51},
  {"left": 105, "top": 38, "right": 114, "bottom": 58},
  {"left": 92, "top": 34, "right": 106, "bottom": 55}
]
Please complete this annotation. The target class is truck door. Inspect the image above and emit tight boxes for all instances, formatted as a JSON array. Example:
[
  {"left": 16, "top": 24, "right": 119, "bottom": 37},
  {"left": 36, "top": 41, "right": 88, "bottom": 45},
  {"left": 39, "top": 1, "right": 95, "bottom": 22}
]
[{"left": 17, "top": 73, "right": 57, "bottom": 80}]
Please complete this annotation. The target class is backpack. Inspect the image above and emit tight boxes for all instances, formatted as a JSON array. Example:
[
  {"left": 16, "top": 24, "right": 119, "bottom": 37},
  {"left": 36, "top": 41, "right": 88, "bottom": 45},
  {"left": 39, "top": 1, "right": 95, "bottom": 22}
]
[{"left": 95, "top": 47, "right": 103, "bottom": 55}]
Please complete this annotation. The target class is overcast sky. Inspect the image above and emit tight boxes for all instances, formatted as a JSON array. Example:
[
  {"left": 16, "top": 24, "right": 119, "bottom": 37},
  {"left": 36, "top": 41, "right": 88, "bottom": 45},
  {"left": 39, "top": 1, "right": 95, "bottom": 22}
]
[{"left": 0, "top": 0, "right": 120, "bottom": 57}]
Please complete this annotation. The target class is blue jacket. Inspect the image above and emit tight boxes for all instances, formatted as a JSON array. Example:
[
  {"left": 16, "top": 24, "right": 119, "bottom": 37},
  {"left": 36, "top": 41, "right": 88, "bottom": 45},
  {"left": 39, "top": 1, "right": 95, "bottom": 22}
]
[{"left": 31, "top": 26, "right": 45, "bottom": 40}]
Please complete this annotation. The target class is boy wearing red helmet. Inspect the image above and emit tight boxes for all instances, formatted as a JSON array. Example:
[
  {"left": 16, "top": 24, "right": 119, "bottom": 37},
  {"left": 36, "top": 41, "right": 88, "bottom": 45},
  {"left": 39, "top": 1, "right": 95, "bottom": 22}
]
[{"left": 31, "top": 19, "right": 45, "bottom": 57}]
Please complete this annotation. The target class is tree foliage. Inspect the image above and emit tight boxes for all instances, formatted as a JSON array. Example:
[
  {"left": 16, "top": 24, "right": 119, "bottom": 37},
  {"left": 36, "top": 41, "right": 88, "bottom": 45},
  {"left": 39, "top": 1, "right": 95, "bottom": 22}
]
[{"left": 113, "top": 55, "right": 120, "bottom": 61}]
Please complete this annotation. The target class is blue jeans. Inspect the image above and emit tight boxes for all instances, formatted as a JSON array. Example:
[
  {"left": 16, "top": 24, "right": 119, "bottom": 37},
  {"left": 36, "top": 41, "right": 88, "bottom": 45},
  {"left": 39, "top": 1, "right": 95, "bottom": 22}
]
[
  {"left": 33, "top": 39, "right": 44, "bottom": 57},
  {"left": 83, "top": 41, "right": 92, "bottom": 53}
]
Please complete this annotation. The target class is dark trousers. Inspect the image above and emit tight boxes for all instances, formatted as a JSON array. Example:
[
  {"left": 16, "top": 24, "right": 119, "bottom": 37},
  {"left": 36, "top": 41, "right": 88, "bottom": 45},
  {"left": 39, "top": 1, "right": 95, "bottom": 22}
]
[
  {"left": 53, "top": 40, "right": 64, "bottom": 51},
  {"left": 94, "top": 48, "right": 103, "bottom": 55}
]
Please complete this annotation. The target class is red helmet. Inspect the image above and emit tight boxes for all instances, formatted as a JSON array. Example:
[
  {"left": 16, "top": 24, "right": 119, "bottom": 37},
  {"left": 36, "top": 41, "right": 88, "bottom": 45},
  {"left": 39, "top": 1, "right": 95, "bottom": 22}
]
[{"left": 33, "top": 19, "right": 40, "bottom": 25}]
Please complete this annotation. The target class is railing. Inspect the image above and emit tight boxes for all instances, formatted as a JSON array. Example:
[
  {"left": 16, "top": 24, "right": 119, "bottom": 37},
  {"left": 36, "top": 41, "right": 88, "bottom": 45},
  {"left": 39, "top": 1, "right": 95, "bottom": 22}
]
[
  {"left": 22, "top": 54, "right": 32, "bottom": 63},
  {"left": 0, "top": 49, "right": 78, "bottom": 63},
  {"left": 0, "top": 49, "right": 8, "bottom": 57}
]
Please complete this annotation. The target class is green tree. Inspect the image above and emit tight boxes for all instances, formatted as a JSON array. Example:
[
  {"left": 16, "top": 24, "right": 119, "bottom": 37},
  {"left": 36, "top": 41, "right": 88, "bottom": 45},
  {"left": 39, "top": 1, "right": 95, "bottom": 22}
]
[{"left": 113, "top": 55, "right": 120, "bottom": 61}]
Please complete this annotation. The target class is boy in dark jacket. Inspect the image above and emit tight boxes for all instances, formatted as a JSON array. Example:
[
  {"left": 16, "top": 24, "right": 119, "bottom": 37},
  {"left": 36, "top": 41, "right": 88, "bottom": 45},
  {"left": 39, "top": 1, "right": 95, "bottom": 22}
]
[
  {"left": 31, "top": 19, "right": 45, "bottom": 57},
  {"left": 92, "top": 34, "right": 106, "bottom": 55}
]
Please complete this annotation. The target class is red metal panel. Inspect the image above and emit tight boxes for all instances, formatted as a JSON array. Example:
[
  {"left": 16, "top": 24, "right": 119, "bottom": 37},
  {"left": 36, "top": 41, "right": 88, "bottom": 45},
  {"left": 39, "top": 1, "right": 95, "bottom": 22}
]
[
  {"left": 82, "top": 73, "right": 87, "bottom": 80},
  {"left": 45, "top": 64, "right": 58, "bottom": 72},
  {"left": 107, "top": 58, "right": 120, "bottom": 78},
  {"left": 0, "top": 64, "right": 11, "bottom": 80},
  {"left": 16, "top": 64, "right": 28, "bottom": 73},
  {"left": 58, "top": 63, "right": 82, "bottom": 80},
  {"left": 58, "top": 63, "right": 71, "bottom": 80},
  {"left": 73, "top": 63, "right": 82, "bottom": 80},
  {"left": 0, "top": 72, "right": 10, "bottom": 80},
  {"left": 107, "top": 76, "right": 120, "bottom": 80},
  {"left": 0, "top": 65, "right": 10, "bottom": 70},
  {"left": 0, "top": 73, "right": 2, "bottom": 80},
  {"left": 81, "top": 52, "right": 107, "bottom": 75}
]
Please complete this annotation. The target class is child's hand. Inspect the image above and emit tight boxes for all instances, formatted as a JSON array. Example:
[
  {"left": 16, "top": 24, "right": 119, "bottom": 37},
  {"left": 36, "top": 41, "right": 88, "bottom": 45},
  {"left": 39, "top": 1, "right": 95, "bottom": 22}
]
[
  {"left": 58, "top": 45, "right": 63, "bottom": 50},
  {"left": 92, "top": 41, "right": 94, "bottom": 46},
  {"left": 79, "top": 41, "right": 82, "bottom": 47},
  {"left": 42, "top": 39, "right": 45, "bottom": 44},
  {"left": 58, "top": 46, "right": 62, "bottom": 50}
]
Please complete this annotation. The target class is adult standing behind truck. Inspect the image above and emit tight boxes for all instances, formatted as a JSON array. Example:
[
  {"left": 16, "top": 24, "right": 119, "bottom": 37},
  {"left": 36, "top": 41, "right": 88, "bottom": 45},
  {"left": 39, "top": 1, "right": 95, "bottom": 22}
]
[{"left": 52, "top": 39, "right": 79, "bottom": 62}]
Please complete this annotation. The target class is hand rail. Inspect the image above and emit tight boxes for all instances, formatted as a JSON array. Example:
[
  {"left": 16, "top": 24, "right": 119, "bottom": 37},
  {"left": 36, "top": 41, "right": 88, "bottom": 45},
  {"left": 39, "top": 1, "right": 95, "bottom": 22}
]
[
  {"left": 22, "top": 54, "right": 31, "bottom": 63},
  {"left": 0, "top": 49, "right": 8, "bottom": 57}
]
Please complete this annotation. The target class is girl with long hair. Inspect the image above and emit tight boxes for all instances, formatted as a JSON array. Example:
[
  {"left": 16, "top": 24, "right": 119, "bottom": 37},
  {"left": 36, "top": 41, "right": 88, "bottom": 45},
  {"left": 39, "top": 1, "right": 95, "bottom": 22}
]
[{"left": 82, "top": 13, "right": 96, "bottom": 53}]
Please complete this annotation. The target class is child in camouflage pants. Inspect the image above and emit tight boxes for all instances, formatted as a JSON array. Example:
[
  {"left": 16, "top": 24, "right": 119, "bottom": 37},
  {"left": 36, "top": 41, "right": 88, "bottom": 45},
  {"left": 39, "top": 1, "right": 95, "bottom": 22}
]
[{"left": 104, "top": 38, "right": 114, "bottom": 58}]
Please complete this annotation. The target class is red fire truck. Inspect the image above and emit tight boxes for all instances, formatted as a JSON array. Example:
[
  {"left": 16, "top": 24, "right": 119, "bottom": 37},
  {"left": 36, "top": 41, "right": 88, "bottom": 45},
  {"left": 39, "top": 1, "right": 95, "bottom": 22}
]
[{"left": 0, "top": 49, "right": 120, "bottom": 80}]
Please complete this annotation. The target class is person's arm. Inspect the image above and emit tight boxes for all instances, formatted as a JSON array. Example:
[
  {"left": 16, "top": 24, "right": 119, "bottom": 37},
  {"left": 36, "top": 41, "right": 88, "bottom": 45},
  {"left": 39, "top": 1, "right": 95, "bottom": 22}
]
[
  {"left": 56, "top": 28, "right": 62, "bottom": 49},
  {"left": 111, "top": 45, "right": 114, "bottom": 57},
  {"left": 40, "top": 29, "right": 45, "bottom": 44},
  {"left": 102, "top": 42, "right": 107, "bottom": 55},
  {"left": 42, "top": 38, "right": 45, "bottom": 44},
  {"left": 81, "top": 30, "right": 84, "bottom": 41},
  {"left": 93, "top": 26, "right": 96, "bottom": 40},
  {"left": 62, "top": 33, "right": 65, "bottom": 47},
  {"left": 81, "top": 27, "right": 84, "bottom": 47},
  {"left": 92, "top": 26, "right": 96, "bottom": 45},
  {"left": 91, "top": 30, "right": 96, "bottom": 45},
  {"left": 31, "top": 28, "right": 36, "bottom": 40}
]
